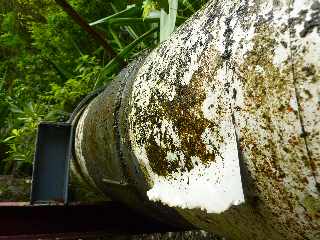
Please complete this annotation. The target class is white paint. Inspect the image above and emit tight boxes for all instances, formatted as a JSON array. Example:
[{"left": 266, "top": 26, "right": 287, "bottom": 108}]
[
  {"left": 129, "top": 2, "right": 246, "bottom": 213},
  {"left": 289, "top": 96, "right": 299, "bottom": 112},
  {"left": 271, "top": 3, "right": 290, "bottom": 68},
  {"left": 229, "top": 1, "right": 256, "bottom": 65},
  {"left": 180, "top": 22, "right": 214, "bottom": 86},
  {"left": 202, "top": 90, "right": 218, "bottom": 121},
  {"left": 159, "top": 119, "right": 181, "bottom": 147},
  {"left": 147, "top": 119, "right": 244, "bottom": 213},
  {"left": 231, "top": 22, "right": 255, "bottom": 64},
  {"left": 289, "top": 0, "right": 320, "bottom": 194},
  {"left": 201, "top": 128, "right": 215, "bottom": 154},
  {"left": 255, "top": 65, "right": 265, "bottom": 75},
  {"left": 72, "top": 0, "right": 320, "bottom": 238},
  {"left": 300, "top": 31, "right": 320, "bottom": 65},
  {"left": 158, "top": 80, "right": 177, "bottom": 101},
  {"left": 166, "top": 151, "right": 178, "bottom": 162},
  {"left": 273, "top": 42, "right": 289, "bottom": 68},
  {"left": 129, "top": 0, "right": 316, "bottom": 227},
  {"left": 130, "top": 2, "right": 217, "bottom": 113}
]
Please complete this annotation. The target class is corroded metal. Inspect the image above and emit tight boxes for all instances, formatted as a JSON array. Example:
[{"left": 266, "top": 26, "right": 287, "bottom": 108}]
[{"left": 74, "top": 0, "right": 320, "bottom": 239}]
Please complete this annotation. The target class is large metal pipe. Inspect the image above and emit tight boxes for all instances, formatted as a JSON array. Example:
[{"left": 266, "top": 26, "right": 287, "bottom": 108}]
[{"left": 73, "top": 0, "right": 320, "bottom": 239}]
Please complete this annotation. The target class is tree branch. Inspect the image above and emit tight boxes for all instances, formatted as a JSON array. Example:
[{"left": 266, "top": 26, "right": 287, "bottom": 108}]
[{"left": 54, "top": 0, "right": 116, "bottom": 58}]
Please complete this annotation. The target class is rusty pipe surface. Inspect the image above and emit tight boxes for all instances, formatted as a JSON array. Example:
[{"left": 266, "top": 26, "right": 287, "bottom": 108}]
[{"left": 73, "top": 0, "right": 320, "bottom": 239}]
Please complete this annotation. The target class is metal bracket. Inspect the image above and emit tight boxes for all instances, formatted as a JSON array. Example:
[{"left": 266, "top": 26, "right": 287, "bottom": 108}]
[
  {"left": 31, "top": 122, "right": 73, "bottom": 204},
  {"left": 30, "top": 87, "right": 105, "bottom": 205}
]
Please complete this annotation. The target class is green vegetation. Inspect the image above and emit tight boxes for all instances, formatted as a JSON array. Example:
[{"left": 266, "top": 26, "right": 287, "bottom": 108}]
[{"left": 0, "top": 0, "right": 208, "bottom": 176}]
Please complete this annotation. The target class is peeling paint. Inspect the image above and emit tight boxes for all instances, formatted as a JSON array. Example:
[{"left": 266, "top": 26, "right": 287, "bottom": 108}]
[
  {"left": 74, "top": 0, "right": 320, "bottom": 239},
  {"left": 127, "top": 0, "right": 319, "bottom": 238},
  {"left": 128, "top": 0, "right": 245, "bottom": 215}
]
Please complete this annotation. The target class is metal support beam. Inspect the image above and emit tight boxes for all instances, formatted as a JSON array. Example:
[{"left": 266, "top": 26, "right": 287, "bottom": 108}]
[{"left": 0, "top": 202, "right": 192, "bottom": 239}]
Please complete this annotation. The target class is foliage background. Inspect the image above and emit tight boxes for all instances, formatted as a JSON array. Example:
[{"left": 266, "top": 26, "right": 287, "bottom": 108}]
[{"left": 0, "top": 0, "right": 208, "bottom": 175}]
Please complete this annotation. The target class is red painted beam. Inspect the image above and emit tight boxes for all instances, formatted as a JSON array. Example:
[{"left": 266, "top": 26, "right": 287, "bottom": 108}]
[{"left": 0, "top": 202, "right": 191, "bottom": 239}]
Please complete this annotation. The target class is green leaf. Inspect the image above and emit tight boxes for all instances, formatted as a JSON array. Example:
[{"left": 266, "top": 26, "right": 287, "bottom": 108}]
[
  {"left": 94, "top": 26, "right": 159, "bottom": 88},
  {"left": 3, "top": 135, "right": 16, "bottom": 142},
  {"left": 107, "top": 17, "right": 186, "bottom": 26},
  {"left": 160, "top": 0, "right": 178, "bottom": 42},
  {"left": 9, "top": 104, "right": 23, "bottom": 114},
  {"left": 160, "top": 0, "right": 169, "bottom": 13},
  {"left": 89, "top": 5, "right": 139, "bottom": 26}
]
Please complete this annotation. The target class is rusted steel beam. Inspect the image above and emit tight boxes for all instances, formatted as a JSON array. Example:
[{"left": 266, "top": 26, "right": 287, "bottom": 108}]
[
  {"left": 73, "top": 0, "right": 320, "bottom": 239},
  {"left": 0, "top": 202, "right": 191, "bottom": 239}
]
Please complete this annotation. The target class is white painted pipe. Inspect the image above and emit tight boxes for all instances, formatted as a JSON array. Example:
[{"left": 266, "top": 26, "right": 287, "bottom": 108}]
[{"left": 74, "top": 1, "right": 320, "bottom": 239}]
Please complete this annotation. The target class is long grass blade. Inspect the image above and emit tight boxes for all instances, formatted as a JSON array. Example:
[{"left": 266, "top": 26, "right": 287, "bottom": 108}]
[
  {"left": 94, "top": 26, "right": 159, "bottom": 88},
  {"left": 107, "top": 17, "right": 186, "bottom": 25},
  {"left": 108, "top": 25, "right": 124, "bottom": 51},
  {"left": 160, "top": 0, "right": 178, "bottom": 42},
  {"left": 89, "top": 5, "right": 139, "bottom": 26}
]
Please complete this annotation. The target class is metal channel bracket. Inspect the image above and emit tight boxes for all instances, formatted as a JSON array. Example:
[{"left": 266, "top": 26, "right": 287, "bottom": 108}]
[{"left": 31, "top": 122, "right": 72, "bottom": 204}]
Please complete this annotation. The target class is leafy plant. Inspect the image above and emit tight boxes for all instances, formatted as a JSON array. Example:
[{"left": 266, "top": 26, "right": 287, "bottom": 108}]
[
  {"left": 0, "top": 0, "right": 208, "bottom": 176},
  {"left": 49, "top": 54, "right": 102, "bottom": 112},
  {"left": 160, "top": 0, "right": 178, "bottom": 42},
  {"left": 2, "top": 102, "right": 43, "bottom": 175}
]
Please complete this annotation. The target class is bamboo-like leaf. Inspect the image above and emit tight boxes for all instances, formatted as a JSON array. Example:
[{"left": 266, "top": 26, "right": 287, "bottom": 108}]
[
  {"left": 3, "top": 135, "right": 16, "bottom": 143},
  {"left": 110, "top": 3, "right": 140, "bottom": 41},
  {"left": 108, "top": 25, "right": 124, "bottom": 51},
  {"left": 107, "top": 16, "right": 186, "bottom": 25},
  {"left": 89, "top": 5, "right": 139, "bottom": 26},
  {"left": 94, "top": 26, "right": 159, "bottom": 88},
  {"left": 160, "top": 0, "right": 178, "bottom": 42}
]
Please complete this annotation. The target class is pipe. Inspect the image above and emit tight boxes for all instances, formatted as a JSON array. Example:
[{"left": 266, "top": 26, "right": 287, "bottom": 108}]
[{"left": 73, "top": 0, "right": 320, "bottom": 239}]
